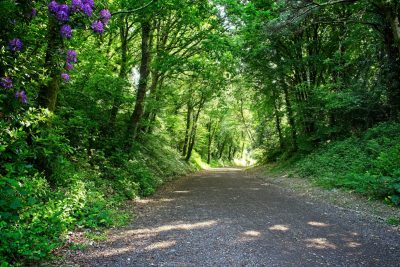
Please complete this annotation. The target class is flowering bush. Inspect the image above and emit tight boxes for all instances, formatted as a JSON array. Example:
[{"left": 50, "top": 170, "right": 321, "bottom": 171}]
[
  {"left": 91, "top": 20, "right": 104, "bottom": 33},
  {"left": 8, "top": 38, "right": 23, "bottom": 52},
  {"left": 0, "top": 0, "right": 111, "bottom": 107},
  {"left": 60, "top": 24, "right": 73, "bottom": 39}
]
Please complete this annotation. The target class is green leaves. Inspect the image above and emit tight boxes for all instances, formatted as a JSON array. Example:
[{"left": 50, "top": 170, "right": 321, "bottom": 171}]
[{"left": 294, "top": 122, "right": 400, "bottom": 205}]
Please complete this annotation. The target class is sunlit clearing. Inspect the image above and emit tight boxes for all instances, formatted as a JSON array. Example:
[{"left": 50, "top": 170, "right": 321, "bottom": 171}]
[
  {"left": 305, "top": 238, "right": 337, "bottom": 249},
  {"left": 268, "top": 224, "right": 290, "bottom": 231},
  {"left": 145, "top": 240, "right": 177, "bottom": 251},
  {"left": 234, "top": 157, "right": 257, "bottom": 167},
  {"left": 125, "top": 220, "right": 218, "bottom": 235},
  {"left": 307, "top": 221, "right": 330, "bottom": 227},
  {"left": 243, "top": 230, "right": 261, "bottom": 237},
  {"left": 210, "top": 167, "right": 243, "bottom": 172}
]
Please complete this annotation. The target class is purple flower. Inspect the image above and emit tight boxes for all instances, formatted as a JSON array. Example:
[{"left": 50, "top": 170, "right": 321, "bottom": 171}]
[
  {"left": 65, "top": 62, "right": 74, "bottom": 70},
  {"left": 70, "top": 0, "right": 83, "bottom": 13},
  {"left": 82, "top": 3, "right": 92, "bottom": 16},
  {"left": 91, "top": 20, "right": 104, "bottom": 34},
  {"left": 99, "top": 9, "right": 111, "bottom": 25},
  {"left": 8, "top": 38, "right": 23, "bottom": 52},
  {"left": 48, "top": 1, "right": 59, "bottom": 13},
  {"left": 66, "top": 49, "right": 77, "bottom": 63},
  {"left": 15, "top": 91, "right": 28, "bottom": 104},
  {"left": 31, "top": 8, "right": 38, "bottom": 17},
  {"left": 60, "top": 25, "right": 72, "bottom": 39},
  {"left": 56, "top": 10, "right": 69, "bottom": 22},
  {"left": 0, "top": 77, "right": 13, "bottom": 89},
  {"left": 58, "top": 4, "right": 69, "bottom": 13},
  {"left": 61, "top": 73, "right": 70, "bottom": 81},
  {"left": 82, "top": 0, "right": 94, "bottom": 8}
]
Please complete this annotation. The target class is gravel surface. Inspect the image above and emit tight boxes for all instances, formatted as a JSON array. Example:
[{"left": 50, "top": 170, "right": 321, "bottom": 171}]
[{"left": 71, "top": 168, "right": 400, "bottom": 266}]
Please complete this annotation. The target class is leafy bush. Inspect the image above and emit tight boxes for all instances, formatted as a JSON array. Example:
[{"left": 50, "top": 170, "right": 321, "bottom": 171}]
[
  {"left": 0, "top": 108, "right": 193, "bottom": 265},
  {"left": 294, "top": 122, "right": 400, "bottom": 205}
]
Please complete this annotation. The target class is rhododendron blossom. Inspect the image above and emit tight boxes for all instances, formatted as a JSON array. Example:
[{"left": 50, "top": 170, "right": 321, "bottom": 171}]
[
  {"left": 8, "top": 38, "right": 23, "bottom": 52},
  {"left": 61, "top": 73, "right": 70, "bottom": 81},
  {"left": 60, "top": 25, "right": 72, "bottom": 39},
  {"left": 15, "top": 91, "right": 28, "bottom": 104},
  {"left": 91, "top": 20, "right": 104, "bottom": 34},
  {"left": 99, "top": 9, "right": 111, "bottom": 24},
  {"left": 0, "top": 77, "right": 13, "bottom": 89}
]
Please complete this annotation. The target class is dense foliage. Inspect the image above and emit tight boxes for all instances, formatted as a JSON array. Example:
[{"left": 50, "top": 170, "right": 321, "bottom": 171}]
[
  {"left": 1, "top": 0, "right": 400, "bottom": 265},
  {"left": 219, "top": 0, "right": 400, "bottom": 204},
  {"left": 295, "top": 122, "right": 400, "bottom": 205},
  {"left": 0, "top": 0, "right": 250, "bottom": 265}
]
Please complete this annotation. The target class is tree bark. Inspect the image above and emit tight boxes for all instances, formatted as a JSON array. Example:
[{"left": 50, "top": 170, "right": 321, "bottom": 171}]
[
  {"left": 283, "top": 83, "right": 298, "bottom": 151},
  {"left": 108, "top": 17, "right": 129, "bottom": 134},
  {"left": 185, "top": 97, "right": 205, "bottom": 161},
  {"left": 382, "top": 11, "right": 400, "bottom": 116},
  {"left": 206, "top": 121, "right": 213, "bottom": 164},
  {"left": 182, "top": 101, "right": 192, "bottom": 156},
  {"left": 38, "top": 16, "right": 61, "bottom": 111},
  {"left": 272, "top": 88, "right": 284, "bottom": 150},
  {"left": 127, "top": 21, "right": 152, "bottom": 143}
]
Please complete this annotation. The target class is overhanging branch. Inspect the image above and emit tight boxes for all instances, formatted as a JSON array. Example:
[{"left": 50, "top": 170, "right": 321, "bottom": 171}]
[{"left": 112, "top": 0, "right": 155, "bottom": 16}]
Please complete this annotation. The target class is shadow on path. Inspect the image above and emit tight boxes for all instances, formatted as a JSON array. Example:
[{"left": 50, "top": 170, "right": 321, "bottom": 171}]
[{"left": 74, "top": 168, "right": 400, "bottom": 267}]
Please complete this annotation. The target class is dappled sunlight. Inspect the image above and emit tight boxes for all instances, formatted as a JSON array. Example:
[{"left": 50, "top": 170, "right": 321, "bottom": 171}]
[
  {"left": 135, "top": 198, "right": 175, "bottom": 204},
  {"left": 145, "top": 240, "right": 177, "bottom": 251},
  {"left": 307, "top": 221, "right": 330, "bottom": 227},
  {"left": 305, "top": 238, "right": 337, "bottom": 249},
  {"left": 102, "top": 245, "right": 135, "bottom": 257},
  {"left": 124, "top": 220, "right": 218, "bottom": 236},
  {"left": 243, "top": 230, "right": 262, "bottom": 237},
  {"left": 247, "top": 187, "right": 261, "bottom": 191},
  {"left": 235, "top": 230, "right": 263, "bottom": 244},
  {"left": 268, "top": 224, "right": 290, "bottom": 231},
  {"left": 347, "top": 241, "right": 362, "bottom": 248}
]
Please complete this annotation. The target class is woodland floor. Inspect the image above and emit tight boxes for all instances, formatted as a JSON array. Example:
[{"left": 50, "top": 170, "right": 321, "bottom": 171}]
[{"left": 68, "top": 168, "right": 400, "bottom": 266}]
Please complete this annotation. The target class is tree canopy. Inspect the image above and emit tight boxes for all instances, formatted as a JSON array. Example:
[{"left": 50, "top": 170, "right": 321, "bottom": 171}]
[{"left": 1, "top": 0, "right": 400, "bottom": 264}]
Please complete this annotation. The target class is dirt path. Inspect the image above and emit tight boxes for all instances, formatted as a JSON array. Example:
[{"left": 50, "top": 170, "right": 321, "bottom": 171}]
[{"left": 72, "top": 168, "right": 400, "bottom": 266}]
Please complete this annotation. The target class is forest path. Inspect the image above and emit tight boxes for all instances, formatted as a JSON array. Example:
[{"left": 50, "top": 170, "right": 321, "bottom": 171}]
[{"left": 73, "top": 168, "right": 400, "bottom": 266}]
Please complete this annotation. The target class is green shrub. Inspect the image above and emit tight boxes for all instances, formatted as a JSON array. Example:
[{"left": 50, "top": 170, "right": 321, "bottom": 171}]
[
  {"left": 294, "top": 122, "right": 400, "bottom": 205},
  {"left": 0, "top": 107, "right": 193, "bottom": 265}
]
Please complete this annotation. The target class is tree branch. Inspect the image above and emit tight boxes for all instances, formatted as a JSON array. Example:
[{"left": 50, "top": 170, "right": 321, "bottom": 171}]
[{"left": 112, "top": 0, "right": 155, "bottom": 16}]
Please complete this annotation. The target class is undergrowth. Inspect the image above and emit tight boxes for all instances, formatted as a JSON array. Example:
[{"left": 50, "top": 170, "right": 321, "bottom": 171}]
[
  {"left": 288, "top": 122, "right": 400, "bottom": 205},
  {"left": 0, "top": 108, "right": 194, "bottom": 266}
]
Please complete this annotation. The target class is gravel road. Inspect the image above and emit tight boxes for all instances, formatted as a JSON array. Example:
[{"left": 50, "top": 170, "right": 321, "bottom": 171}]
[{"left": 72, "top": 168, "right": 400, "bottom": 266}]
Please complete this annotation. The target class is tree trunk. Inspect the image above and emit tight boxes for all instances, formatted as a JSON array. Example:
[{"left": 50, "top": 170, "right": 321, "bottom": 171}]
[
  {"left": 383, "top": 20, "right": 400, "bottom": 116},
  {"left": 142, "top": 71, "right": 162, "bottom": 133},
  {"left": 283, "top": 83, "right": 298, "bottom": 151},
  {"left": 38, "top": 16, "right": 61, "bottom": 111},
  {"left": 228, "top": 143, "right": 233, "bottom": 161},
  {"left": 182, "top": 101, "right": 192, "bottom": 156},
  {"left": 218, "top": 137, "right": 227, "bottom": 159},
  {"left": 207, "top": 120, "right": 213, "bottom": 164},
  {"left": 108, "top": 18, "right": 129, "bottom": 134},
  {"left": 127, "top": 21, "right": 152, "bottom": 143},
  {"left": 185, "top": 98, "right": 205, "bottom": 161},
  {"left": 272, "top": 88, "right": 284, "bottom": 150}
]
